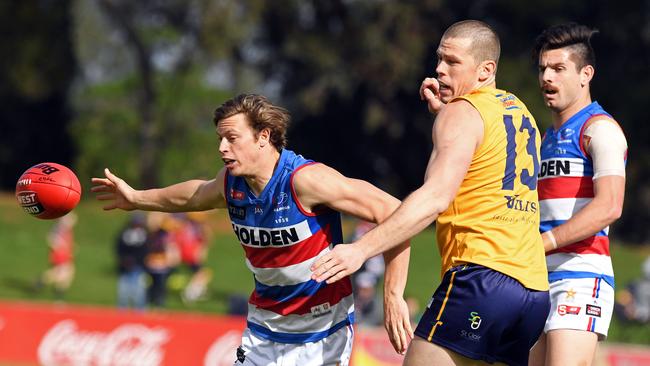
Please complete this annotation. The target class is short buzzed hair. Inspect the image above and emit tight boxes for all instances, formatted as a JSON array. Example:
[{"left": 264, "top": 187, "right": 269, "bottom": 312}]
[
  {"left": 442, "top": 20, "right": 501, "bottom": 67},
  {"left": 533, "top": 23, "right": 599, "bottom": 70}
]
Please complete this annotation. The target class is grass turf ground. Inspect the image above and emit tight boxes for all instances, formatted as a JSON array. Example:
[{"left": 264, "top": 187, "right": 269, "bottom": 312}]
[{"left": 0, "top": 193, "right": 648, "bottom": 344}]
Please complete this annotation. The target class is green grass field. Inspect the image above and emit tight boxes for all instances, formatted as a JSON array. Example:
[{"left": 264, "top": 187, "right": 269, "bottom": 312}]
[{"left": 1, "top": 193, "right": 648, "bottom": 344}]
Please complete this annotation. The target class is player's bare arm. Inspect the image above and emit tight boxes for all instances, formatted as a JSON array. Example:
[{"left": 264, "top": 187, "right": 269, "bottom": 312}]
[
  {"left": 542, "top": 176, "right": 624, "bottom": 252},
  {"left": 312, "top": 99, "right": 483, "bottom": 283},
  {"left": 91, "top": 167, "right": 227, "bottom": 212},
  {"left": 292, "top": 163, "right": 413, "bottom": 353},
  {"left": 296, "top": 163, "right": 410, "bottom": 286},
  {"left": 541, "top": 119, "right": 626, "bottom": 251}
]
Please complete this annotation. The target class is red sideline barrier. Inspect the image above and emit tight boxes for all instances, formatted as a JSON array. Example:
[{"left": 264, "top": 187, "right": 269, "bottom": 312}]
[
  {"left": 605, "top": 344, "right": 650, "bottom": 366},
  {"left": 350, "top": 327, "right": 404, "bottom": 366},
  {"left": 2, "top": 300, "right": 649, "bottom": 366},
  {"left": 0, "top": 300, "right": 407, "bottom": 366},
  {"left": 0, "top": 301, "right": 246, "bottom": 366}
]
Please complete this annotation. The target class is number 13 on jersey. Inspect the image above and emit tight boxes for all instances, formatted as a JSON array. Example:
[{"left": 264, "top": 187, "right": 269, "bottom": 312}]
[{"left": 501, "top": 114, "right": 540, "bottom": 191}]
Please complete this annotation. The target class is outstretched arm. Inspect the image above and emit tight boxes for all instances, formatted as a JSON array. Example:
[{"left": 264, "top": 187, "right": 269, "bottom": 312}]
[
  {"left": 292, "top": 163, "right": 412, "bottom": 354},
  {"left": 91, "top": 168, "right": 228, "bottom": 212}
]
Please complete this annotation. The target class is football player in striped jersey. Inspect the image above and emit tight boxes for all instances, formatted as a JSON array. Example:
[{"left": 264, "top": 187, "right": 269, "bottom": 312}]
[
  {"left": 529, "top": 23, "right": 627, "bottom": 366},
  {"left": 91, "top": 94, "right": 412, "bottom": 365}
]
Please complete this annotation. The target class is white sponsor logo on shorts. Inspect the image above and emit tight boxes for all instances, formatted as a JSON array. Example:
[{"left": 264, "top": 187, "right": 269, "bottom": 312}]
[{"left": 460, "top": 329, "right": 481, "bottom": 342}]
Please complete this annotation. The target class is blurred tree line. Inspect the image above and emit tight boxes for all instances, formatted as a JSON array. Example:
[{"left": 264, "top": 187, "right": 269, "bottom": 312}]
[{"left": 1, "top": 0, "right": 648, "bottom": 243}]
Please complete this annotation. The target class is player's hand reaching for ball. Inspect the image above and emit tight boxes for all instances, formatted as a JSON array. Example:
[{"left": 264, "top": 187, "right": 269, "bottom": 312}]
[
  {"left": 419, "top": 77, "right": 444, "bottom": 114},
  {"left": 91, "top": 168, "right": 137, "bottom": 211}
]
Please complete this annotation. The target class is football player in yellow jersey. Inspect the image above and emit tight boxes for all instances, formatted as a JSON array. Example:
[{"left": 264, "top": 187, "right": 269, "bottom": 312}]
[{"left": 312, "top": 20, "right": 550, "bottom": 366}]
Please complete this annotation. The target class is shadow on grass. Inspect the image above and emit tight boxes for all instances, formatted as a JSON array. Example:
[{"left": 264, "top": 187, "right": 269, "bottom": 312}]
[{"left": 0, "top": 276, "right": 40, "bottom": 296}]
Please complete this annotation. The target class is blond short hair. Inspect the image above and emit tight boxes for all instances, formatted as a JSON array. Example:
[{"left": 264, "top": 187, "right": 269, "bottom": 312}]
[{"left": 442, "top": 20, "right": 501, "bottom": 67}]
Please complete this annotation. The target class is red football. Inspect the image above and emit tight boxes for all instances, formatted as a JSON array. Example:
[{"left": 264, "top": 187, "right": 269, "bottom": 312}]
[{"left": 15, "top": 162, "right": 82, "bottom": 220}]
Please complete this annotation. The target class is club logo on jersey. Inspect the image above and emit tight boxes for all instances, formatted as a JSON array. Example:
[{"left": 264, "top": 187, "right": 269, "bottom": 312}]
[
  {"left": 503, "top": 195, "right": 537, "bottom": 213},
  {"left": 468, "top": 311, "right": 482, "bottom": 330},
  {"left": 586, "top": 304, "right": 601, "bottom": 317},
  {"left": 254, "top": 206, "right": 263, "bottom": 215},
  {"left": 557, "top": 304, "right": 581, "bottom": 316},
  {"left": 229, "top": 188, "right": 245, "bottom": 200},
  {"left": 561, "top": 128, "right": 574, "bottom": 139},
  {"left": 273, "top": 192, "right": 290, "bottom": 212},
  {"left": 276, "top": 192, "right": 288, "bottom": 206},
  {"left": 228, "top": 205, "right": 246, "bottom": 220},
  {"left": 231, "top": 221, "right": 313, "bottom": 247}
]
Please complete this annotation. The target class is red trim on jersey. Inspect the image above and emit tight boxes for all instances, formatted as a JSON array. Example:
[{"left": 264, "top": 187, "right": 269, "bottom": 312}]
[
  {"left": 547, "top": 235, "right": 610, "bottom": 256},
  {"left": 243, "top": 225, "right": 332, "bottom": 268},
  {"left": 290, "top": 162, "right": 320, "bottom": 217},
  {"left": 539, "top": 176, "right": 594, "bottom": 200},
  {"left": 249, "top": 279, "right": 352, "bottom": 316}
]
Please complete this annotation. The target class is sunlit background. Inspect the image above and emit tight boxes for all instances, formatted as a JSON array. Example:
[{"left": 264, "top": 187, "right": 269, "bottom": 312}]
[{"left": 0, "top": 1, "right": 649, "bottom": 365}]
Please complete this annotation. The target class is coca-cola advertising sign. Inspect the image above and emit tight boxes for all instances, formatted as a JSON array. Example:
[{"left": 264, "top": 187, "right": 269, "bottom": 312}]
[
  {"left": 38, "top": 320, "right": 169, "bottom": 366},
  {"left": 0, "top": 301, "right": 246, "bottom": 366}
]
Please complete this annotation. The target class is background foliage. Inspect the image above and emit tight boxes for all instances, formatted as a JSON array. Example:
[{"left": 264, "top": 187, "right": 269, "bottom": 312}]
[{"left": 1, "top": 0, "right": 647, "bottom": 242}]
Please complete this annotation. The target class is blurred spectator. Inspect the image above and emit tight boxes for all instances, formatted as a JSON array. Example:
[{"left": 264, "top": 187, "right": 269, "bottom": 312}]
[
  {"left": 351, "top": 220, "right": 376, "bottom": 243},
  {"left": 171, "top": 212, "right": 213, "bottom": 304},
  {"left": 348, "top": 219, "right": 386, "bottom": 327},
  {"left": 353, "top": 272, "right": 384, "bottom": 327},
  {"left": 349, "top": 220, "right": 385, "bottom": 280},
  {"left": 615, "top": 256, "right": 650, "bottom": 323},
  {"left": 116, "top": 213, "right": 149, "bottom": 310},
  {"left": 144, "top": 213, "right": 180, "bottom": 308},
  {"left": 228, "top": 294, "right": 249, "bottom": 317},
  {"left": 36, "top": 212, "right": 77, "bottom": 300}
]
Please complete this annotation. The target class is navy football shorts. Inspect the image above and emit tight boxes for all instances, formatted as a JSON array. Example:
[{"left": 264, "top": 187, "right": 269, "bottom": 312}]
[{"left": 414, "top": 264, "right": 550, "bottom": 366}]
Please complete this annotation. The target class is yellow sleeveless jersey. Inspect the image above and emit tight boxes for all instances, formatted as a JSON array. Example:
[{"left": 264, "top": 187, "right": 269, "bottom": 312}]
[{"left": 436, "top": 87, "right": 548, "bottom": 291}]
